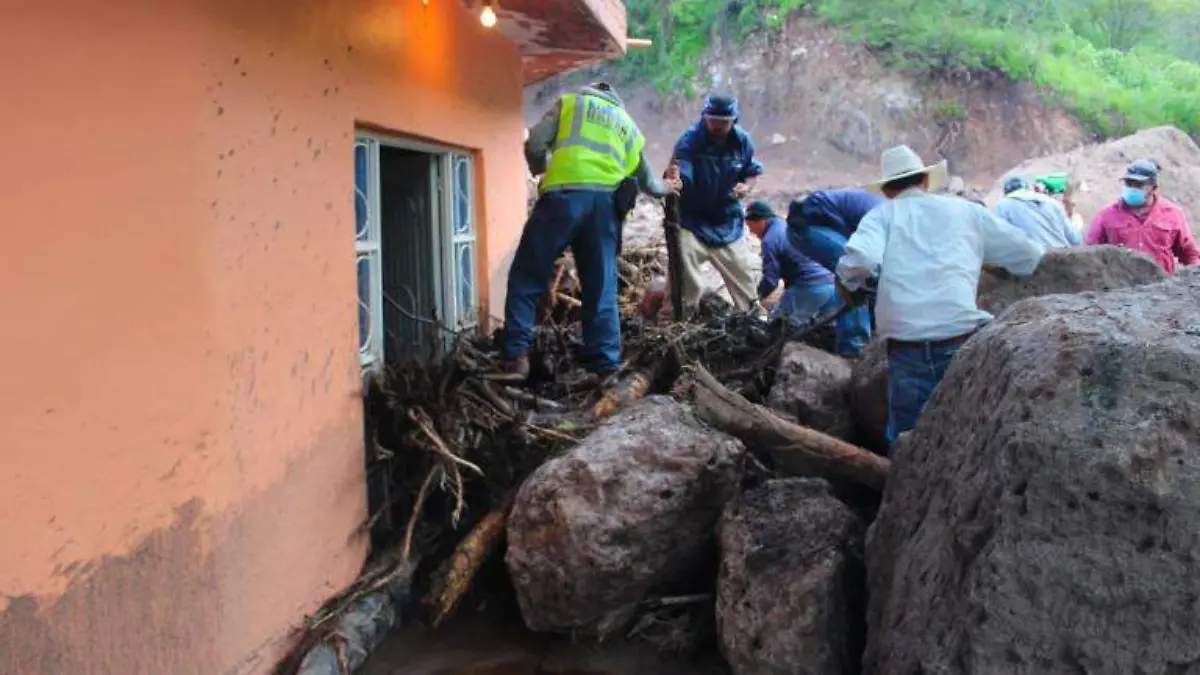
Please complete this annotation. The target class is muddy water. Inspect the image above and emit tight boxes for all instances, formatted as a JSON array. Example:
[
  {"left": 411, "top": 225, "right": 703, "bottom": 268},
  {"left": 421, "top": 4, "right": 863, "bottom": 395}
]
[{"left": 361, "top": 613, "right": 728, "bottom": 675}]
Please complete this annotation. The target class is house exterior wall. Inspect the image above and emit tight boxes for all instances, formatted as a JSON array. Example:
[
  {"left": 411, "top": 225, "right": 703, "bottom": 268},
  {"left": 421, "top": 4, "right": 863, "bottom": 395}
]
[{"left": 0, "top": 0, "right": 528, "bottom": 673}]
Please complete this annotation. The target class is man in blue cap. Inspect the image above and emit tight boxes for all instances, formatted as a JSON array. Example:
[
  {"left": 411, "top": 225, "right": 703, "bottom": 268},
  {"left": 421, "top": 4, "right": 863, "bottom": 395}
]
[
  {"left": 785, "top": 188, "right": 883, "bottom": 356},
  {"left": 663, "top": 94, "right": 766, "bottom": 316},
  {"left": 504, "top": 82, "right": 666, "bottom": 383}
]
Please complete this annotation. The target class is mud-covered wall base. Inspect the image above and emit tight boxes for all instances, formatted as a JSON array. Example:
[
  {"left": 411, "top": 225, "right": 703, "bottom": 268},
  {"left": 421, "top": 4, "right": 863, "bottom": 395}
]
[{"left": 0, "top": 421, "right": 365, "bottom": 675}]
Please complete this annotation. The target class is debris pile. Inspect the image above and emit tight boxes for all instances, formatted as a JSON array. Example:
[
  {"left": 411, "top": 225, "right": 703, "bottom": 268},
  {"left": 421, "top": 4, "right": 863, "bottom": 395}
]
[{"left": 283, "top": 220, "right": 1200, "bottom": 675}]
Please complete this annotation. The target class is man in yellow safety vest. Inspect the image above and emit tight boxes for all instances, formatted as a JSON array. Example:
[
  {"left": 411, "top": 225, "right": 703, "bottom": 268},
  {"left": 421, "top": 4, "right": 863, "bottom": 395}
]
[{"left": 503, "top": 82, "right": 666, "bottom": 383}]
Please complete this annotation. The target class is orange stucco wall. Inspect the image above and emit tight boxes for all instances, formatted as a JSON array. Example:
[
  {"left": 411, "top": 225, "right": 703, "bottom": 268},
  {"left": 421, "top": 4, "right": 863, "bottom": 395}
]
[{"left": 0, "top": 0, "right": 528, "bottom": 673}]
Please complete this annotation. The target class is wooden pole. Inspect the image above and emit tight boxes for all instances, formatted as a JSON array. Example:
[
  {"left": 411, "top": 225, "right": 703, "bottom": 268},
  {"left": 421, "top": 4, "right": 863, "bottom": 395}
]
[{"left": 684, "top": 364, "right": 890, "bottom": 490}]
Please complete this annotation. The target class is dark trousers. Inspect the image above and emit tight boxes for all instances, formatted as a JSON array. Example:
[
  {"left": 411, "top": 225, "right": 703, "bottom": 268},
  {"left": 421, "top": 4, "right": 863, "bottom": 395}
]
[
  {"left": 787, "top": 224, "right": 872, "bottom": 356},
  {"left": 884, "top": 337, "right": 968, "bottom": 446},
  {"left": 502, "top": 190, "right": 621, "bottom": 373}
]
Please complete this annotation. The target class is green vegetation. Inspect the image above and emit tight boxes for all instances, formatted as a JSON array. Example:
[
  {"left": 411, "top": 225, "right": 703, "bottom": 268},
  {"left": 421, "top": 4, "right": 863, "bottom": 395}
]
[{"left": 617, "top": 0, "right": 1200, "bottom": 137}]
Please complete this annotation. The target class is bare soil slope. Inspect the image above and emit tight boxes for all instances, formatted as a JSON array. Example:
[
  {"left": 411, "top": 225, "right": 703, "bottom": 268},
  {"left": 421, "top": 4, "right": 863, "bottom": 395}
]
[
  {"left": 526, "top": 16, "right": 1088, "bottom": 197},
  {"left": 985, "top": 125, "right": 1200, "bottom": 233}
]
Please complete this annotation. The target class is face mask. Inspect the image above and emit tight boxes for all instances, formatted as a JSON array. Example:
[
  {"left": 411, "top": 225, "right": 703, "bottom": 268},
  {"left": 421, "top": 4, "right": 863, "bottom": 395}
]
[{"left": 1122, "top": 186, "right": 1148, "bottom": 207}]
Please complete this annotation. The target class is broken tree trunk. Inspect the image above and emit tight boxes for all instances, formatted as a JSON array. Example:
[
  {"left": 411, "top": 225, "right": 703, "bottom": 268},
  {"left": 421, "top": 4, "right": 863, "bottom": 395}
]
[
  {"left": 423, "top": 492, "right": 516, "bottom": 628},
  {"left": 592, "top": 365, "right": 660, "bottom": 419},
  {"left": 685, "top": 364, "right": 890, "bottom": 490}
]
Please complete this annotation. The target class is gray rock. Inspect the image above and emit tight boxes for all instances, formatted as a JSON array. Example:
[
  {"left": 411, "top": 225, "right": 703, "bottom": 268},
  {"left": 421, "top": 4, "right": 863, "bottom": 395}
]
[
  {"left": 847, "top": 338, "right": 889, "bottom": 452},
  {"left": 506, "top": 396, "right": 745, "bottom": 637},
  {"left": 767, "top": 343, "right": 853, "bottom": 439},
  {"left": 849, "top": 246, "right": 1166, "bottom": 453},
  {"left": 977, "top": 244, "right": 1164, "bottom": 316},
  {"left": 717, "top": 479, "right": 866, "bottom": 675},
  {"left": 865, "top": 274, "right": 1200, "bottom": 675}
]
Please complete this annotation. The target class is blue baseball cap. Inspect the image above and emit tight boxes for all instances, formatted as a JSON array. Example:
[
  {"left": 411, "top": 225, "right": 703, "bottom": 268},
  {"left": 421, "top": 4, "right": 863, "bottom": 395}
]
[
  {"left": 1003, "top": 175, "right": 1031, "bottom": 194},
  {"left": 1123, "top": 159, "right": 1159, "bottom": 184},
  {"left": 702, "top": 95, "right": 739, "bottom": 120}
]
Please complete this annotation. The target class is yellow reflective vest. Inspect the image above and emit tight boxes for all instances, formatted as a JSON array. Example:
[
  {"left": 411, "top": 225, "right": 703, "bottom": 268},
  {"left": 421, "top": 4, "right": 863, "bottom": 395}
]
[{"left": 542, "top": 93, "right": 645, "bottom": 192}]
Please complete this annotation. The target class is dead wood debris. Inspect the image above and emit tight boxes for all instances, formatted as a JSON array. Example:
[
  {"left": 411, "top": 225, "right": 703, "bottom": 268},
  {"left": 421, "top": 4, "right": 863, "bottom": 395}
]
[{"left": 278, "top": 244, "right": 850, "bottom": 673}]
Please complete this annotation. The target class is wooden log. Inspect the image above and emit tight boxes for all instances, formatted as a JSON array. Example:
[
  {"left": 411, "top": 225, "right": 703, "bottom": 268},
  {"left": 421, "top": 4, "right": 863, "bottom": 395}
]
[
  {"left": 685, "top": 364, "right": 890, "bottom": 490},
  {"left": 555, "top": 292, "right": 582, "bottom": 308},
  {"left": 592, "top": 367, "right": 657, "bottom": 418},
  {"left": 423, "top": 493, "right": 516, "bottom": 628}
]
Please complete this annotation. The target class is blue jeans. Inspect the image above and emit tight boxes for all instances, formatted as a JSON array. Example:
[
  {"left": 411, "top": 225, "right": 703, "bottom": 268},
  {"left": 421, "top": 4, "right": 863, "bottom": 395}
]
[
  {"left": 503, "top": 190, "right": 621, "bottom": 373},
  {"left": 772, "top": 283, "right": 871, "bottom": 357},
  {"left": 885, "top": 340, "right": 965, "bottom": 446},
  {"left": 786, "top": 225, "right": 871, "bottom": 356}
]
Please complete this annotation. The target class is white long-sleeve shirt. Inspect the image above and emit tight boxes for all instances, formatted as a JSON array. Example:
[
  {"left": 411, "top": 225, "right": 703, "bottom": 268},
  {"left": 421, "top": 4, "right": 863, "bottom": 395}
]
[{"left": 836, "top": 189, "right": 1045, "bottom": 341}]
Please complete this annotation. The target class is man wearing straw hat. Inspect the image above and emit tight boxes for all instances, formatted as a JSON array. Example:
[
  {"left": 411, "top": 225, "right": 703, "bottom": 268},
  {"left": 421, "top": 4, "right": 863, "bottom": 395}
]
[{"left": 836, "top": 146, "right": 1045, "bottom": 448}]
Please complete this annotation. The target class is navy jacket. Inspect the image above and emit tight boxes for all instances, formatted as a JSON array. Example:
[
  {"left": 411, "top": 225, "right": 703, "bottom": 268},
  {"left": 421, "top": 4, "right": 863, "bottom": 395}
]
[
  {"left": 794, "top": 188, "right": 884, "bottom": 237},
  {"left": 758, "top": 218, "right": 834, "bottom": 299},
  {"left": 672, "top": 122, "right": 765, "bottom": 247}
]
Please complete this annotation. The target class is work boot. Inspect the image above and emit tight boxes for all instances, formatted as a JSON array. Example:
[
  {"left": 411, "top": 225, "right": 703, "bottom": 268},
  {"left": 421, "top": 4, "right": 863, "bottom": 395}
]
[
  {"left": 566, "top": 367, "right": 619, "bottom": 390},
  {"left": 493, "top": 353, "right": 530, "bottom": 382}
]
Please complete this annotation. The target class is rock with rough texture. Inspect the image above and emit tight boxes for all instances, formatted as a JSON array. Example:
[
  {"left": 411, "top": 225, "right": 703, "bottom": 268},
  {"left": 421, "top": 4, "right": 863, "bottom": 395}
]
[
  {"left": 717, "top": 479, "right": 866, "bottom": 675},
  {"left": 849, "top": 247, "right": 1166, "bottom": 452},
  {"left": 847, "top": 338, "right": 889, "bottom": 452},
  {"left": 865, "top": 274, "right": 1200, "bottom": 675},
  {"left": 767, "top": 344, "right": 853, "bottom": 439},
  {"left": 506, "top": 396, "right": 744, "bottom": 637},
  {"left": 978, "top": 245, "right": 1165, "bottom": 316}
]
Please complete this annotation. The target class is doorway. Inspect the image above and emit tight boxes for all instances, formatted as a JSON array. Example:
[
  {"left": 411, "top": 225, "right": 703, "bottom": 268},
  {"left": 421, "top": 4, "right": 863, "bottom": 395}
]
[{"left": 354, "top": 132, "right": 478, "bottom": 370}]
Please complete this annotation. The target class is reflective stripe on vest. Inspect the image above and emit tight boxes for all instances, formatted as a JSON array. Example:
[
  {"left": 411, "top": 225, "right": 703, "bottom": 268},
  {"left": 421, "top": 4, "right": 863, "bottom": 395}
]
[{"left": 541, "top": 93, "right": 645, "bottom": 192}]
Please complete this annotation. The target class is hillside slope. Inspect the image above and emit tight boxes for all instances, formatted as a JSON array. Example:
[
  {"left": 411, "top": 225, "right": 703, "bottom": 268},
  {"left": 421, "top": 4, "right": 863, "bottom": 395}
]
[{"left": 525, "top": 16, "right": 1088, "bottom": 196}]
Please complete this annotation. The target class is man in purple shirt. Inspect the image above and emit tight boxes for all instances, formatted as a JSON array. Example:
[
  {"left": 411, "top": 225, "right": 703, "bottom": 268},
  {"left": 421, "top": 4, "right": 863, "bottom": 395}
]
[{"left": 745, "top": 201, "right": 840, "bottom": 335}]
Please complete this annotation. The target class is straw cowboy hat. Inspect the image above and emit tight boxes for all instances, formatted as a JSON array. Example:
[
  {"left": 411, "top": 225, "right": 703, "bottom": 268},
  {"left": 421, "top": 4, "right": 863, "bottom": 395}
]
[{"left": 864, "top": 145, "right": 949, "bottom": 194}]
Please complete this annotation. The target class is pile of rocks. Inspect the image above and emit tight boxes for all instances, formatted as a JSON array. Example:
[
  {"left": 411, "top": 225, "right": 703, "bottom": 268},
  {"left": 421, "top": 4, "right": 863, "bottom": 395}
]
[{"left": 500, "top": 245, "right": 1195, "bottom": 674}]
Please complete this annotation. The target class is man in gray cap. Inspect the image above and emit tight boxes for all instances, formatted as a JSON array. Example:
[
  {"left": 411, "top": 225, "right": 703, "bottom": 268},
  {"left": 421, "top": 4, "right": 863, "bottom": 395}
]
[
  {"left": 993, "top": 174, "right": 1080, "bottom": 248},
  {"left": 1085, "top": 159, "right": 1200, "bottom": 273}
]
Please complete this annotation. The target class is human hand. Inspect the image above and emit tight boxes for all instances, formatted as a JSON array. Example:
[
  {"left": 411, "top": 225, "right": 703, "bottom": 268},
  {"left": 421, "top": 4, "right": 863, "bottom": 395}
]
[
  {"left": 664, "top": 164, "right": 683, "bottom": 195},
  {"left": 835, "top": 280, "right": 856, "bottom": 306},
  {"left": 731, "top": 182, "right": 751, "bottom": 200}
]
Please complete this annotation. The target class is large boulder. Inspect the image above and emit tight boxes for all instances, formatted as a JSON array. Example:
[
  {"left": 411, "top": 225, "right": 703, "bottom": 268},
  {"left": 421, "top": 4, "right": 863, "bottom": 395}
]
[
  {"left": 847, "top": 338, "right": 889, "bottom": 452},
  {"left": 767, "top": 344, "right": 853, "bottom": 439},
  {"left": 506, "top": 396, "right": 744, "bottom": 637},
  {"left": 717, "top": 479, "right": 866, "bottom": 675},
  {"left": 865, "top": 274, "right": 1200, "bottom": 675},
  {"left": 848, "top": 247, "right": 1167, "bottom": 452},
  {"left": 977, "top": 245, "right": 1165, "bottom": 316}
]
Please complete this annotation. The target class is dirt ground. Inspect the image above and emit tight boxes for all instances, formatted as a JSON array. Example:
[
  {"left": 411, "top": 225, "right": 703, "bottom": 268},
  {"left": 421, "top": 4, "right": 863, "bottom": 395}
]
[{"left": 360, "top": 612, "right": 727, "bottom": 675}]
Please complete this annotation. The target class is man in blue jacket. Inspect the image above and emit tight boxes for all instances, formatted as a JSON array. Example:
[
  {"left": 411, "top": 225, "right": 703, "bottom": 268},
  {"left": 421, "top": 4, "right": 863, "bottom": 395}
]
[
  {"left": 744, "top": 201, "right": 839, "bottom": 326},
  {"left": 663, "top": 95, "right": 766, "bottom": 315},
  {"left": 786, "top": 188, "right": 883, "bottom": 356}
]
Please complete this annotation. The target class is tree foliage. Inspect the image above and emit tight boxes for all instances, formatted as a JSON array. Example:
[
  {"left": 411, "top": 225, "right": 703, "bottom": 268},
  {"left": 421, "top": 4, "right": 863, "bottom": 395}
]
[{"left": 617, "top": 0, "right": 1200, "bottom": 137}]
